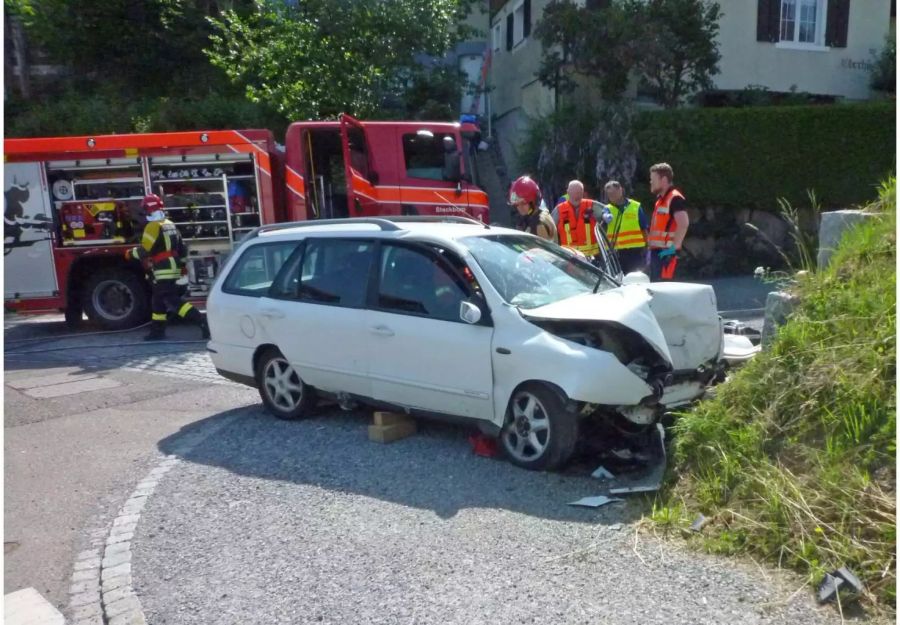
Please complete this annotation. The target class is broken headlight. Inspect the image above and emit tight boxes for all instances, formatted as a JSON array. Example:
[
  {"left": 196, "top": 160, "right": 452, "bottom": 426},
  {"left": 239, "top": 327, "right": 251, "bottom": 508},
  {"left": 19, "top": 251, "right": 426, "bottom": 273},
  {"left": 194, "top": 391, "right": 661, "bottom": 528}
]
[{"left": 529, "top": 320, "right": 671, "bottom": 378}]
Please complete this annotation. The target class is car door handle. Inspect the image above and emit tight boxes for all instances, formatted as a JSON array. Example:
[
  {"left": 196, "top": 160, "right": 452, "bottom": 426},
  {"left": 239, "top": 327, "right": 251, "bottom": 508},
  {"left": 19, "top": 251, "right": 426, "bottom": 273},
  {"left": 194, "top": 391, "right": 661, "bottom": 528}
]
[
  {"left": 370, "top": 325, "right": 394, "bottom": 337},
  {"left": 259, "top": 308, "right": 286, "bottom": 319}
]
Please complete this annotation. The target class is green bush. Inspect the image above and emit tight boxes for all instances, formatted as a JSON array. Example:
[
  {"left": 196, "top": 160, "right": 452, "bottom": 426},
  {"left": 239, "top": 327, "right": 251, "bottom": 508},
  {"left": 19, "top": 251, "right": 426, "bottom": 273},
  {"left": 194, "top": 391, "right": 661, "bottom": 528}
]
[
  {"left": 659, "top": 177, "right": 896, "bottom": 607},
  {"left": 632, "top": 102, "right": 895, "bottom": 211}
]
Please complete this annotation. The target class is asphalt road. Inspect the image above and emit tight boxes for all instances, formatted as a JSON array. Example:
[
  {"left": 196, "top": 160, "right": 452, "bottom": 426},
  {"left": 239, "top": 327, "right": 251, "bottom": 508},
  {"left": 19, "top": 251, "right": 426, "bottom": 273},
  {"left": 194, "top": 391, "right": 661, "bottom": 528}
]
[{"left": 4, "top": 303, "right": 852, "bottom": 625}]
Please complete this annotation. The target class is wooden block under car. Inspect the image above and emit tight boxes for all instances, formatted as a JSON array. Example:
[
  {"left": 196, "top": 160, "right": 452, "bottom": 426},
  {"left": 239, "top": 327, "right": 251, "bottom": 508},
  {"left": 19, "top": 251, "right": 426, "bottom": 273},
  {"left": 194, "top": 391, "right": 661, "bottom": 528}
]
[
  {"left": 373, "top": 411, "right": 412, "bottom": 427},
  {"left": 368, "top": 420, "right": 417, "bottom": 444}
]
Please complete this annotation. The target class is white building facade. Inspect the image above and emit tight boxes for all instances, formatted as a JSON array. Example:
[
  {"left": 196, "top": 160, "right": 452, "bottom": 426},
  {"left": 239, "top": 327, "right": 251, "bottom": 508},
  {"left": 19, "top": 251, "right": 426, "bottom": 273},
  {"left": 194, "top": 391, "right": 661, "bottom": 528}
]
[{"left": 484, "top": 0, "right": 894, "bottom": 165}]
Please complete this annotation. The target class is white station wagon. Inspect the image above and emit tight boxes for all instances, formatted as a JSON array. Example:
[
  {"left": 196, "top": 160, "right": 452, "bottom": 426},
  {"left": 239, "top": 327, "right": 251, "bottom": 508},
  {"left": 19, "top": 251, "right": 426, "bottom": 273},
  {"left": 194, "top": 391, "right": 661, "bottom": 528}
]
[{"left": 207, "top": 217, "right": 725, "bottom": 470}]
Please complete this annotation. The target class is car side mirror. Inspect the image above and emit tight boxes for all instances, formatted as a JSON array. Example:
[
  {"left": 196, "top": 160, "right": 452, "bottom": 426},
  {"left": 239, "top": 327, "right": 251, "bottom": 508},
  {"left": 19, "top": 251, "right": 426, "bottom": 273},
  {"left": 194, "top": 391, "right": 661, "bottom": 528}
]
[{"left": 460, "top": 300, "right": 482, "bottom": 324}]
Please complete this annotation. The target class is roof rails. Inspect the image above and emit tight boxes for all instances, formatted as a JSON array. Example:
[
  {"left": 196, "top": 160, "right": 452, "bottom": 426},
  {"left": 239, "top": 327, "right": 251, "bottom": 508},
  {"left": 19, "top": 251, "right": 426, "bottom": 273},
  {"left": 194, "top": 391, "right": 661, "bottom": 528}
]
[
  {"left": 247, "top": 217, "right": 402, "bottom": 240},
  {"left": 382, "top": 215, "right": 489, "bottom": 228},
  {"left": 241, "top": 215, "right": 490, "bottom": 242}
]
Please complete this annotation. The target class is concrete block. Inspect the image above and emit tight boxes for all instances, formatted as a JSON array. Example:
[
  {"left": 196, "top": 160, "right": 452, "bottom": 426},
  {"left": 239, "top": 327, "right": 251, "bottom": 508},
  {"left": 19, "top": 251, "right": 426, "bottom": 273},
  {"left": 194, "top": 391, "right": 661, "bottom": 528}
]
[
  {"left": 69, "top": 590, "right": 101, "bottom": 608},
  {"left": 104, "top": 596, "right": 140, "bottom": 619},
  {"left": 101, "top": 563, "right": 131, "bottom": 582},
  {"left": 71, "top": 603, "right": 103, "bottom": 622},
  {"left": 106, "top": 532, "right": 134, "bottom": 546},
  {"left": 102, "top": 550, "right": 132, "bottom": 569},
  {"left": 110, "top": 523, "right": 137, "bottom": 537},
  {"left": 5, "top": 587, "right": 65, "bottom": 625},
  {"left": 69, "top": 581, "right": 97, "bottom": 596},
  {"left": 101, "top": 575, "right": 131, "bottom": 593},
  {"left": 368, "top": 421, "right": 417, "bottom": 444},
  {"left": 109, "top": 610, "right": 147, "bottom": 625},
  {"left": 102, "top": 584, "right": 133, "bottom": 606},
  {"left": 761, "top": 291, "right": 798, "bottom": 349},
  {"left": 71, "top": 568, "right": 99, "bottom": 583},
  {"left": 105, "top": 541, "right": 131, "bottom": 556},
  {"left": 817, "top": 210, "right": 879, "bottom": 270},
  {"left": 113, "top": 515, "right": 140, "bottom": 527},
  {"left": 74, "top": 557, "right": 101, "bottom": 571}
]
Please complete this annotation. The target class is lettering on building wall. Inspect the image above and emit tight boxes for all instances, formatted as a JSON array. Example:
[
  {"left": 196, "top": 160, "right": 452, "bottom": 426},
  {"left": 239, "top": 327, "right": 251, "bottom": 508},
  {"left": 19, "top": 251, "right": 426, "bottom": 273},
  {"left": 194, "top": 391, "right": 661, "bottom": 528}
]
[{"left": 840, "top": 58, "right": 874, "bottom": 71}]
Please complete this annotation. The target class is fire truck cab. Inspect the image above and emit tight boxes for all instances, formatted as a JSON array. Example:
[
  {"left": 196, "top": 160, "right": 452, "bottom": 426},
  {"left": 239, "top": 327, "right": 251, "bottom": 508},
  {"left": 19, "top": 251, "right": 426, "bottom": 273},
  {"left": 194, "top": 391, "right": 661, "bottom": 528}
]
[{"left": 284, "top": 114, "right": 488, "bottom": 222}]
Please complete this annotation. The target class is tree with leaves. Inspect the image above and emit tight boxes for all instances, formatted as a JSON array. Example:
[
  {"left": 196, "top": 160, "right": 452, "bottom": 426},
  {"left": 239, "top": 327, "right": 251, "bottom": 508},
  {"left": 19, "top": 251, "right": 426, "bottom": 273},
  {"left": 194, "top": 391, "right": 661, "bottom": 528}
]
[
  {"left": 206, "top": 0, "right": 474, "bottom": 120},
  {"left": 534, "top": 0, "right": 721, "bottom": 108},
  {"left": 8, "top": 0, "right": 250, "bottom": 96},
  {"left": 629, "top": 0, "right": 722, "bottom": 108},
  {"left": 534, "top": 0, "right": 642, "bottom": 104},
  {"left": 871, "top": 30, "right": 895, "bottom": 94}
]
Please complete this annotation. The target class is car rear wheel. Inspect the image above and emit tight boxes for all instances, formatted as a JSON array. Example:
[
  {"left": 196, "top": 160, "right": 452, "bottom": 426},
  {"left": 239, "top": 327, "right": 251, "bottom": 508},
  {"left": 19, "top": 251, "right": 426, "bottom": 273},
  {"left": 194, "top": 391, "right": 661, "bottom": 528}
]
[
  {"left": 500, "top": 384, "right": 578, "bottom": 471},
  {"left": 255, "top": 348, "right": 316, "bottom": 420}
]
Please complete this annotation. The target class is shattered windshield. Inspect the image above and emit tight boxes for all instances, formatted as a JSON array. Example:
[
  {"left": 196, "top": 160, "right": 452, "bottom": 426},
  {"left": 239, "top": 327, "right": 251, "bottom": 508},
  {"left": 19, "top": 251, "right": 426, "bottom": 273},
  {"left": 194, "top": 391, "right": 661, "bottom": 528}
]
[{"left": 460, "top": 235, "right": 616, "bottom": 309}]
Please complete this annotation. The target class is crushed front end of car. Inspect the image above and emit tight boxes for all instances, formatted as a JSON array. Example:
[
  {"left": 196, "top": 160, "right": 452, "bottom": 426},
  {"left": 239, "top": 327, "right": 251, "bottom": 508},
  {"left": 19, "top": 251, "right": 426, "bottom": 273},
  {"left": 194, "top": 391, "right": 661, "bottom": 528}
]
[{"left": 522, "top": 281, "right": 724, "bottom": 433}]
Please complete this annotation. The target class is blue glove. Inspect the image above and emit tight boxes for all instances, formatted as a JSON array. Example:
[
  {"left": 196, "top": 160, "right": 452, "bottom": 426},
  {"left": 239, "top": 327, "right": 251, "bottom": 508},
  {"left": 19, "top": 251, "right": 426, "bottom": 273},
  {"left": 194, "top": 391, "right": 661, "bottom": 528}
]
[{"left": 658, "top": 246, "right": 677, "bottom": 259}]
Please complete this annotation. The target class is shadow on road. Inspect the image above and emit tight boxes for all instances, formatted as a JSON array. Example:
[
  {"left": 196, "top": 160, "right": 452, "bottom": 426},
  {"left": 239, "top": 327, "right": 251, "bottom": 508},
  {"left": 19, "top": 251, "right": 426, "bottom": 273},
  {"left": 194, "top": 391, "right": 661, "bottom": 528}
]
[
  {"left": 4, "top": 317, "right": 210, "bottom": 377},
  {"left": 156, "top": 403, "right": 648, "bottom": 526}
]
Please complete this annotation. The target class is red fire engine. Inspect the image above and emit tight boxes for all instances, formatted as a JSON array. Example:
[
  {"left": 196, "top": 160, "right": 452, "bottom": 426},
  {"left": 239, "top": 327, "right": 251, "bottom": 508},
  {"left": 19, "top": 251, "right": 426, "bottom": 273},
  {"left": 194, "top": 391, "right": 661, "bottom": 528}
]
[{"left": 4, "top": 115, "right": 489, "bottom": 328}]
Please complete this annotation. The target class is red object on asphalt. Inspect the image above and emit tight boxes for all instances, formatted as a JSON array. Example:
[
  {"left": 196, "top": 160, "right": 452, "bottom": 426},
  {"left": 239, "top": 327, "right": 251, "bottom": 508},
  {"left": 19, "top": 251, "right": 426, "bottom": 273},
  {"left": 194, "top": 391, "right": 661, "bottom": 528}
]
[{"left": 468, "top": 433, "right": 498, "bottom": 458}]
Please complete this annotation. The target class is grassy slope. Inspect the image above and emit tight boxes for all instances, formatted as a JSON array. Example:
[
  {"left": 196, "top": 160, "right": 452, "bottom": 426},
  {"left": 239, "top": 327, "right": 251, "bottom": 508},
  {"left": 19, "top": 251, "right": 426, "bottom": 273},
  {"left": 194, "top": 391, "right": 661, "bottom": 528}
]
[{"left": 657, "top": 178, "right": 896, "bottom": 606}]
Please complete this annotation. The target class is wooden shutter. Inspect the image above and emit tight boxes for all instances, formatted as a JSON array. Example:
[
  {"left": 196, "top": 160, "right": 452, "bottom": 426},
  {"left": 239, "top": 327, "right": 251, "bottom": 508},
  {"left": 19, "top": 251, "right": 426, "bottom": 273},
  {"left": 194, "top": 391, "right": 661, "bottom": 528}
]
[
  {"left": 523, "top": 0, "right": 531, "bottom": 38},
  {"left": 756, "top": 0, "right": 781, "bottom": 42},
  {"left": 506, "top": 13, "right": 514, "bottom": 50},
  {"left": 825, "top": 0, "right": 850, "bottom": 48}
]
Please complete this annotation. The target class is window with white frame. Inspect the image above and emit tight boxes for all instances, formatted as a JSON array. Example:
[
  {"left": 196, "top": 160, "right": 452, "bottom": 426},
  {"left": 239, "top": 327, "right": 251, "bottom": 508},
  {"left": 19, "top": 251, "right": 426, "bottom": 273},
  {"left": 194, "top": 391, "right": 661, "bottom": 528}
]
[
  {"left": 513, "top": 1, "right": 525, "bottom": 46},
  {"left": 493, "top": 22, "right": 501, "bottom": 51},
  {"left": 779, "top": 0, "right": 826, "bottom": 45}
]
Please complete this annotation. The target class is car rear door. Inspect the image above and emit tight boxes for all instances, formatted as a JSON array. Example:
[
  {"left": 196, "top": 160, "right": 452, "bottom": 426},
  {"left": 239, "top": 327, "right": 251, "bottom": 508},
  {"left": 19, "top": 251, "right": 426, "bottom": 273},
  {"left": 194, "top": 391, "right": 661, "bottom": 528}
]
[
  {"left": 256, "top": 237, "right": 376, "bottom": 397},
  {"left": 365, "top": 241, "right": 494, "bottom": 421}
]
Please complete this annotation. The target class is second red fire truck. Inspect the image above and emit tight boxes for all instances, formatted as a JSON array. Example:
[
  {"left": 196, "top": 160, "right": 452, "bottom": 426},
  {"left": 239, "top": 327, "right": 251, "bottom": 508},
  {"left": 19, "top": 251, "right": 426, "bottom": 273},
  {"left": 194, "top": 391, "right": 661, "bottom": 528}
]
[{"left": 4, "top": 114, "right": 491, "bottom": 328}]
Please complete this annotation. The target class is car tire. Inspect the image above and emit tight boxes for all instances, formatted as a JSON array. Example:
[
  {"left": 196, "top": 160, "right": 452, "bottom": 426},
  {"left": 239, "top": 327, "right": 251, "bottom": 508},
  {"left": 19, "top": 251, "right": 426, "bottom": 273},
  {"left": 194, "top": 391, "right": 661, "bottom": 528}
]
[
  {"left": 255, "top": 348, "right": 316, "bottom": 420},
  {"left": 500, "top": 383, "right": 578, "bottom": 471},
  {"left": 81, "top": 267, "right": 149, "bottom": 330}
]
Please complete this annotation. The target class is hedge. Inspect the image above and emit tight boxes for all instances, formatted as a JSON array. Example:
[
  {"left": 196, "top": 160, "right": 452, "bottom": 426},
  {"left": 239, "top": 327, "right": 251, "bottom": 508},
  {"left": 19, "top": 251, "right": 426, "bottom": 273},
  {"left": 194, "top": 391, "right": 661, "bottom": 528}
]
[{"left": 630, "top": 101, "right": 896, "bottom": 211}]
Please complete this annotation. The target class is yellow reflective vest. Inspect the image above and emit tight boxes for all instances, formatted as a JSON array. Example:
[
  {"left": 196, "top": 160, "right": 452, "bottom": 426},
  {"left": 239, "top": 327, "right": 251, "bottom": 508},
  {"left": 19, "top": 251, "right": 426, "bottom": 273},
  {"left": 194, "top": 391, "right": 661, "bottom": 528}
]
[{"left": 606, "top": 199, "right": 646, "bottom": 250}]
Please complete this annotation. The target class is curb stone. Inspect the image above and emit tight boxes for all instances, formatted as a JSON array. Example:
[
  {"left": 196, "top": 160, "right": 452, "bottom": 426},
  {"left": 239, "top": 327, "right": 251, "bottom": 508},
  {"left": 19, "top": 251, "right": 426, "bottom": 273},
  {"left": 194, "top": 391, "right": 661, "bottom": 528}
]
[{"left": 67, "top": 412, "right": 242, "bottom": 625}]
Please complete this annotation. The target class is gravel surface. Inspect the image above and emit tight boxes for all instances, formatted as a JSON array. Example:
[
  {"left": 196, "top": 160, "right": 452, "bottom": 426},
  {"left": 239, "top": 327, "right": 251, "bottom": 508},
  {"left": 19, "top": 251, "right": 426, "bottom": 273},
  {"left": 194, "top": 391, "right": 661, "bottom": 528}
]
[{"left": 134, "top": 407, "right": 842, "bottom": 625}]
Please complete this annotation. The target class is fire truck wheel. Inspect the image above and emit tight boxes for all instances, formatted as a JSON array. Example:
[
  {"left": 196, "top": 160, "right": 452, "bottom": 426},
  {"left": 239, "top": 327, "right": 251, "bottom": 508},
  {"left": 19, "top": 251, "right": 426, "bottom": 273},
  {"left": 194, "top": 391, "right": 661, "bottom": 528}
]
[{"left": 81, "top": 268, "right": 149, "bottom": 330}]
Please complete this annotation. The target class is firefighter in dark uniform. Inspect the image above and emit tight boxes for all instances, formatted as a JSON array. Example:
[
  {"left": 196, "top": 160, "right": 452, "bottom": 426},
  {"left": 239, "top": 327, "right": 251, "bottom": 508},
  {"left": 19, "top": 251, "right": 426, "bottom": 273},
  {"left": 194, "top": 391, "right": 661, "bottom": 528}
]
[
  {"left": 127, "top": 194, "right": 209, "bottom": 341},
  {"left": 509, "top": 175, "right": 556, "bottom": 241}
]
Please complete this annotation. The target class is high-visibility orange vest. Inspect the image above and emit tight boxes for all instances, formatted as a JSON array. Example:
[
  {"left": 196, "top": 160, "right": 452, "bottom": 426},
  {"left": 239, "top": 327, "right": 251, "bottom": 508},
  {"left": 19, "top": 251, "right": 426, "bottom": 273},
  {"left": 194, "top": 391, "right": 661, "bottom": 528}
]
[
  {"left": 648, "top": 187, "right": 685, "bottom": 249},
  {"left": 556, "top": 199, "right": 599, "bottom": 256}
]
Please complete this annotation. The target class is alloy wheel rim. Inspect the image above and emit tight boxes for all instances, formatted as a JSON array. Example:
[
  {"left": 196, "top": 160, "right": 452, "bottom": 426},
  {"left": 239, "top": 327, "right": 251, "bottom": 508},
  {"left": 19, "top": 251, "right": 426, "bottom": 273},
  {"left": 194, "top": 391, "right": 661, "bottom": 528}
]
[
  {"left": 264, "top": 358, "right": 304, "bottom": 411},
  {"left": 503, "top": 391, "right": 551, "bottom": 462}
]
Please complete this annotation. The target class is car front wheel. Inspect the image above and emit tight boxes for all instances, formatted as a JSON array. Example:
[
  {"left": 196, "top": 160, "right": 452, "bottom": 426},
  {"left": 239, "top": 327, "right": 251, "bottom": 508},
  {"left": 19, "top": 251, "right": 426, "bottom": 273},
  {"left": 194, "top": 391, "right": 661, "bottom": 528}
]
[
  {"left": 500, "top": 384, "right": 578, "bottom": 471},
  {"left": 255, "top": 348, "right": 316, "bottom": 420}
]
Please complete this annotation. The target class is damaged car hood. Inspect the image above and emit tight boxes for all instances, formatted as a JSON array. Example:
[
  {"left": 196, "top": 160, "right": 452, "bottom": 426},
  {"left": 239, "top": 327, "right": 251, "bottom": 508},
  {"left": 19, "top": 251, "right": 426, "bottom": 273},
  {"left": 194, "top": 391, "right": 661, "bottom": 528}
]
[
  {"left": 520, "top": 287, "right": 673, "bottom": 364},
  {"left": 521, "top": 282, "right": 723, "bottom": 370}
]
